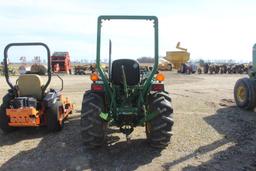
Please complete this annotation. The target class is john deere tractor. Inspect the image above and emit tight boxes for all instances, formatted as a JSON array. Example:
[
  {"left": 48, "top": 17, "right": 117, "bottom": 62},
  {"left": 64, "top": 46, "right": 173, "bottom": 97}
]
[
  {"left": 80, "top": 15, "right": 173, "bottom": 148},
  {"left": 0, "top": 43, "right": 73, "bottom": 133},
  {"left": 234, "top": 44, "right": 256, "bottom": 109}
]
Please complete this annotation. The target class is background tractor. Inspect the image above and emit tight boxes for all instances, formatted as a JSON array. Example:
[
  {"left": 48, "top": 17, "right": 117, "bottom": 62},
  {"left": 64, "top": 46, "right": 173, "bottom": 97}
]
[
  {"left": 0, "top": 43, "right": 73, "bottom": 133},
  {"left": 234, "top": 43, "right": 256, "bottom": 110},
  {"left": 80, "top": 15, "right": 173, "bottom": 148}
]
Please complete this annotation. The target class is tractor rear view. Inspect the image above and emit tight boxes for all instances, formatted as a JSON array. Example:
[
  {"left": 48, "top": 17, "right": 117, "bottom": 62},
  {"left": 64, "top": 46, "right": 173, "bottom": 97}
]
[
  {"left": 234, "top": 44, "right": 256, "bottom": 110},
  {"left": 80, "top": 15, "right": 173, "bottom": 149}
]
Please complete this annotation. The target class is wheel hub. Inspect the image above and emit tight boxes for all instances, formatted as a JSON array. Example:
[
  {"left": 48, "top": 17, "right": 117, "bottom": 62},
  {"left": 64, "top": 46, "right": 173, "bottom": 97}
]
[{"left": 237, "top": 85, "right": 246, "bottom": 102}]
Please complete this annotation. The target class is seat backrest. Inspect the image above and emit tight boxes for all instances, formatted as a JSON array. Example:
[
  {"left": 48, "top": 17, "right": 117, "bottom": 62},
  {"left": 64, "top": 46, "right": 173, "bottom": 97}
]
[
  {"left": 18, "top": 74, "right": 43, "bottom": 100},
  {"left": 111, "top": 59, "right": 140, "bottom": 86}
]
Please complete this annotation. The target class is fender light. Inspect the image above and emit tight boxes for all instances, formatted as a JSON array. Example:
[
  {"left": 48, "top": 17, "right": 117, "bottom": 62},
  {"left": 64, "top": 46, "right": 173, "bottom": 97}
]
[
  {"left": 151, "top": 84, "right": 164, "bottom": 91},
  {"left": 156, "top": 73, "right": 165, "bottom": 82},
  {"left": 90, "top": 72, "right": 99, "bottom": 82},
  {"left": 91, "top": 84, "right": 104, "bottom": 91}
]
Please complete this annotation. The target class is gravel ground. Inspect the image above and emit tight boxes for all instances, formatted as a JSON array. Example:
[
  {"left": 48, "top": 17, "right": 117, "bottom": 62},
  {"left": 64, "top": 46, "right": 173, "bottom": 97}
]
[{"left": 0, "top": 73, "right": 256, "bottom": 171}]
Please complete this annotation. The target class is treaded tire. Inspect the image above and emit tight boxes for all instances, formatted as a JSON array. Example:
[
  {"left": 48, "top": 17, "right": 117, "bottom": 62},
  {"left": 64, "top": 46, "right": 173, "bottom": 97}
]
[
  {"left": 46, "top": 101, "right": 63, "bottom": 132},
  {"left": 204, "top": 64, "right": 209, "bottom": 74},
  {"left": 150, "top": 91, "right": 172, "bottom": 102},
  {"left": 0, "top": 94, "right": 16, "bottom": 133},
  {"left": 234, "top": 77, "right": 256, "bottom": 110},
  {"left": 186, "top": 68, "right": 191, "bottom": 74},
  {"left": 146, "top": 92, "right": 174, "bottom": 148},
  {"left": 80, "top": 91, "right": 107, "bottom": 148},
  {"left": 209, "top": 67, "right": 214, "bottom": 74},
  {"left": 197, "top": 68, "right": 202, "bottom": 74},
  {"left": 167, "top": 64, "right": 172, "bottom": 71}
]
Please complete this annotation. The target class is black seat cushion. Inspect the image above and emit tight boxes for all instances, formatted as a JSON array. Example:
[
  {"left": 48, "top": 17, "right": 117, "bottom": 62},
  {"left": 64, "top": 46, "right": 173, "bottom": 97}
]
[{"left": 111, "top": 59, "right": 140, "bottom": 86}]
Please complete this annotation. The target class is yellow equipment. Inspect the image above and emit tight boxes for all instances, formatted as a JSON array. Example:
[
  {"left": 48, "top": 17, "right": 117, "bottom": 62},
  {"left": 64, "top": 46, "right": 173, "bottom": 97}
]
[{"left": 164, "top": 42, "right": 190, "bottom": 69}]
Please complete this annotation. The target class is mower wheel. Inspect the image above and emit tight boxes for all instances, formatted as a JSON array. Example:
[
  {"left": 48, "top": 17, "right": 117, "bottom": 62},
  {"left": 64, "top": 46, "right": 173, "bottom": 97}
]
[
  {"left": 146, "top": 92, "right": 174, "bottom": 148},
  {"left": 234, "top": 77, "right": 256, "bottom": 110},
  {"left": 80, "top": 91, "right": 107, "bottom": 148},
  {"left": 0, "top": 94, "right": 15, "bottom": 133},
  {"left": 46, "top": 101, "right": 63, "bottom": 132}
]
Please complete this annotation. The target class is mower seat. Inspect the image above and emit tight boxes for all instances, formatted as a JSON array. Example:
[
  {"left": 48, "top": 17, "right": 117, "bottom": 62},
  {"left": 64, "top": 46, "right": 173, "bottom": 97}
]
[
  {"left": 111, "top": 59, "right": 140, "bottom": 86},
  {"left": 17, "top": 74, "right": 43, "bottom": 100}
]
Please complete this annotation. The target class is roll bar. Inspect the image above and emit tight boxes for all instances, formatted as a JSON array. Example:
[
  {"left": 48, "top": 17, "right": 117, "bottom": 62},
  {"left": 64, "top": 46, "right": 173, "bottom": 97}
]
[
  {"left": 96, "top": 15, "right": 159, "bottom": 98},
  {"left": 3, "top": 42, "right": 52, "bottom": 93}
]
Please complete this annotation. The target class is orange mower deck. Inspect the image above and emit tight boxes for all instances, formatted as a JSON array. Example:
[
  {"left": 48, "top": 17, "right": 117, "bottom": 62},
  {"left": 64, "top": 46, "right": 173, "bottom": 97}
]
[{"left": 6, "top": 97, "right": 73, "bottom": 127}]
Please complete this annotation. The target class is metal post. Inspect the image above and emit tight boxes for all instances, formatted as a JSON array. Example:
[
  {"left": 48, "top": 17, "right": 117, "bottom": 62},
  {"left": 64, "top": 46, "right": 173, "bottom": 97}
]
[
  {"left": 121, "top": 65, "right": 128, "bottom": 98},
  {"left": 253, "top": 44, "right": 256, "bottom": 71},
  {"left": 109, "top": 39, "right": 112, "bottom": 79}
]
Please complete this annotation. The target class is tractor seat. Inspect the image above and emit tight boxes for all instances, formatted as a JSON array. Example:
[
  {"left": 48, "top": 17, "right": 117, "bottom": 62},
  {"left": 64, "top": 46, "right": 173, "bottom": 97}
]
[
  {"left": 17, "top": 74, "right": 43, "bottom": 100},
  {"left": 111, "top": 59, "right": 140, "bottom": 86}
]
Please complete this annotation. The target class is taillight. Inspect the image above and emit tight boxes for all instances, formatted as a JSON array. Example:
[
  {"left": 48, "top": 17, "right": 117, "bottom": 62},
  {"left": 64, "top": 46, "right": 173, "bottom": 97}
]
[
  {"left": 91, "top": 84, "right": 104, "bottom": 91},
  {"left": 151, "top": 84, "right": 164, "bottom": 91}
]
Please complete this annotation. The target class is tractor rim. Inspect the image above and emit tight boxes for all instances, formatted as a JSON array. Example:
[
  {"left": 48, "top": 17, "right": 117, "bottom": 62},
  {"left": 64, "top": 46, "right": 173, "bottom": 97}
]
[{"left": 237, "top": 85, "right": 246, "bottom": 102}]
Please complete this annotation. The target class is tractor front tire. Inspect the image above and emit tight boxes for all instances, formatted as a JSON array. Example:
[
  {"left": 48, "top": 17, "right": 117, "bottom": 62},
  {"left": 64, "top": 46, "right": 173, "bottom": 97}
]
[
  {"left": 234, "top": 77, "right": 256, "bottom": 110},
  {"left": 146, "top": 92, "right": 174, "bottom": 148},
  {"left": 0, "top": 94, "right": 15, "bottom": 133},
  {"left": 46, "top": 101, "right": 63, "bottom": 132},
  {"left": 80, "top": 92, "right": 107, "bottom": 148}
]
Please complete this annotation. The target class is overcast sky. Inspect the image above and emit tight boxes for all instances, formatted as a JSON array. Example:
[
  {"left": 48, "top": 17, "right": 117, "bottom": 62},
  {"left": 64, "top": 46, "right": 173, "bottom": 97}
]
[{"left": 0, "top": 0, "right": 256, "bottom": 62}]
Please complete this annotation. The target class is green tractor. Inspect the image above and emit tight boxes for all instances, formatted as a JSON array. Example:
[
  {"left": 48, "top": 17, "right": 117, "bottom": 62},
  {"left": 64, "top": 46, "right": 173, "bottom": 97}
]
[
  {"left": 234, "top": 44, "right": 256, "bottom": 109},
  {"left": 80, "top": 15, "right": 173, "bottom": 148}
]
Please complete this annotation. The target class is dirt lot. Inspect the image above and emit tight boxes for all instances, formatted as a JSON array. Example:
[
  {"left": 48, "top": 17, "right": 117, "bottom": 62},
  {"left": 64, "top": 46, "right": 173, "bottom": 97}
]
[{"left": 0, "top": 73, "right": 256, "bottom": 171}]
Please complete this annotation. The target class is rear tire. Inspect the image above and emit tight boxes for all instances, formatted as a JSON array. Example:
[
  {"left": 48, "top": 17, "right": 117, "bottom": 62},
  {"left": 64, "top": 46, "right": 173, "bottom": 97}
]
[
  {"left": 234, "top": 78, "right": 256, "bottom": 110},
  {"left": 186, "top": 68, "right": 191, "bottom": 74},
  {"left": 167, "top": 64, "right": 172, "bottom": 71},
  {"left": 204, "top": 64, "right": 209, "bottom": 74},
  {"left": 80, "top": 92, "right": 107, "bottom": 148},
  {"left": 197, "top": 68, "right": 202, "bottom": 74},
  {"left": 46, "top": 101, "right": 63, "bottom": 132},
  {"left": 146, "top": 92, "right": 174, "bottom": 148},
  {"left": 209, "top": 67, "right": 214, "bottom": 74},
  {"left": 150, "top": 91, "right": 172, "bottom": 102},
  {"left": 0, "top": 94, "right": 16, "bottom": 133},
  {"left": 179, "top": 64, "right": 185, "bottom": 73}
]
